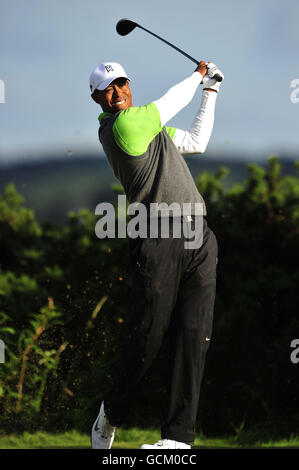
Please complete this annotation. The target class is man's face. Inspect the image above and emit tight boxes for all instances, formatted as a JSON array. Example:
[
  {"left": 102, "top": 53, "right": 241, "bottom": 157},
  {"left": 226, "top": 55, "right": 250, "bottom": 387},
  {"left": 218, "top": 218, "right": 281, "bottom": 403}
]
[{"left": 92, "top": 78, "right": 132, "bottom": 114}]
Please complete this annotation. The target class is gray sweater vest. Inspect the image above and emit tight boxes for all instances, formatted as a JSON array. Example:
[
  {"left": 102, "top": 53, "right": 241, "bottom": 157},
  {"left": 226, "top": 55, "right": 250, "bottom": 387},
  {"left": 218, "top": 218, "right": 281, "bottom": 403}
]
[{"left": 99, "top": 114, "right": 207, "bottom": 216}]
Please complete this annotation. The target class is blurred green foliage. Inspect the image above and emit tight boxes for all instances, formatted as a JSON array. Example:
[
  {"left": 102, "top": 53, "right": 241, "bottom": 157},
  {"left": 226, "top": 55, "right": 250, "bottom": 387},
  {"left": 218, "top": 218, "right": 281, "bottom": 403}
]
[{"left": 0, "top": 156, "right": 299, "bottom": 438}]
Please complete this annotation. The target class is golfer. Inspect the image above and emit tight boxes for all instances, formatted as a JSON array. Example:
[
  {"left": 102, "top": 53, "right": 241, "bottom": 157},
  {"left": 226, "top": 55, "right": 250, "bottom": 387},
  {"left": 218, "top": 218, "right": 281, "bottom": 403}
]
[{"left": 89, "top": 60, "right": 223, "bottom": 449}]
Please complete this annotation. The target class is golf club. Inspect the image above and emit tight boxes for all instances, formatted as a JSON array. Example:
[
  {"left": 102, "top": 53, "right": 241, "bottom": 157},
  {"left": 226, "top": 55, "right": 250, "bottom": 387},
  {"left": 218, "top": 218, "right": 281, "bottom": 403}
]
[{"left": 116, "top": 18, "right": 223, "bottom": 82}]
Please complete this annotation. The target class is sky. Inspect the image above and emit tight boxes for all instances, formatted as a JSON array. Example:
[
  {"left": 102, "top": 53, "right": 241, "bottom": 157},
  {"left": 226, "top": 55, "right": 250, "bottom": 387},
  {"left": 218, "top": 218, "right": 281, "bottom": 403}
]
[{"left": 0, "top": 0, "right": 299, "bottom": 164}]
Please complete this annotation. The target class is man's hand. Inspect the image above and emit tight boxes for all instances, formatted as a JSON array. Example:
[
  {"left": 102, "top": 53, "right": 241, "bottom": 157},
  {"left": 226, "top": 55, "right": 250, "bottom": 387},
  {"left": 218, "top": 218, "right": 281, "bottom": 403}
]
[
  {"left": 195, "top": 61, "right": 208, "bottom": 79},
  {"left": 202, "top": 62, "right": 224, "bottom": 93}
]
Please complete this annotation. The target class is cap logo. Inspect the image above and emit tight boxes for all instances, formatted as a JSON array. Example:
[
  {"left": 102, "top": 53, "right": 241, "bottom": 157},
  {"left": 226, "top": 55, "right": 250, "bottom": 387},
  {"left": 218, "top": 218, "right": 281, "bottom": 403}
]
[{"left": 105, "top": 65, "right": 114, "bottom": 73}]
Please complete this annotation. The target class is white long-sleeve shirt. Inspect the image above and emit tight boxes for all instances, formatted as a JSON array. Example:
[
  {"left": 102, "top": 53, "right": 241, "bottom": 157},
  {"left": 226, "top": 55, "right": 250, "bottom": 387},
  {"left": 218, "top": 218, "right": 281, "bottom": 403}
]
[{"left": 153, "top": 71, "right": 217, "bottom": 154}]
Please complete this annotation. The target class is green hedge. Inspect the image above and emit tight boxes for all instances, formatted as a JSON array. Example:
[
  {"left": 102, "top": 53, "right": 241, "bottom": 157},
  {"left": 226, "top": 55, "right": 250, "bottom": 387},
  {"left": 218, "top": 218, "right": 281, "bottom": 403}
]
[{"left": 1, "top": 156, "right": 299, "bottom": 437}]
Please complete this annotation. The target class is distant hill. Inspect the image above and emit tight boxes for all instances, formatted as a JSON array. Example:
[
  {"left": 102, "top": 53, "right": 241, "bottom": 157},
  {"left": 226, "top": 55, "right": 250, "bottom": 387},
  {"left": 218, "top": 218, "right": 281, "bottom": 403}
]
[{"left": 0, "top": 152, "right": 298, "bottom": 225}]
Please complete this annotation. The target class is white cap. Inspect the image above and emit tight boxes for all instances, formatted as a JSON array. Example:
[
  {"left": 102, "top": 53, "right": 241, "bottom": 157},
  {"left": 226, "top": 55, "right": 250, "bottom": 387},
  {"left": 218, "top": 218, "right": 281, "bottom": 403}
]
[{"left": 89, "top": 62, "right": 130, "bottom": 94}]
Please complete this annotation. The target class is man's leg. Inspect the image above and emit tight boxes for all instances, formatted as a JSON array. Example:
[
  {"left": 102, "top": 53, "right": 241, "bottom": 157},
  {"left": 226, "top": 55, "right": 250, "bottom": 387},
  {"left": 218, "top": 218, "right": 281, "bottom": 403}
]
[
  {"left": 161, "top": 220, "right": 218, "bottom": 443},
  {"left": 103, "top": 234, "right": 184, "bottom": 427}
]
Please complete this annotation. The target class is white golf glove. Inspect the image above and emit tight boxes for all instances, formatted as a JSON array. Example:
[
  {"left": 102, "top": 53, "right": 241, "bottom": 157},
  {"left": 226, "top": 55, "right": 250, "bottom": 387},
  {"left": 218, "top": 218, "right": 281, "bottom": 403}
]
[{"left": 202, "top": 62, "right": 224, "bottom": 93}]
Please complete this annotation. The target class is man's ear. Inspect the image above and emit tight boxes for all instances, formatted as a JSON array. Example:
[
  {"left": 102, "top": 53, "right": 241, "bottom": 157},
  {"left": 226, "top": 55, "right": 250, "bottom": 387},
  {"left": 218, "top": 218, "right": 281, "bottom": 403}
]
[{"left": 91, "top": 92, "right": 101, "bottom": 105}]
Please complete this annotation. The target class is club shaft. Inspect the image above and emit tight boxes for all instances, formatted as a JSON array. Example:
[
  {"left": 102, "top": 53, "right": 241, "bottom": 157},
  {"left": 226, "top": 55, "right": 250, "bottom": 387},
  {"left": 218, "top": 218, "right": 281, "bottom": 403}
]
[
  {"left": 138, "top": 24, "right": 199, "bottom": 65},
  {"left": 137, "top": 24, "right": 223, "bottom": 82}
]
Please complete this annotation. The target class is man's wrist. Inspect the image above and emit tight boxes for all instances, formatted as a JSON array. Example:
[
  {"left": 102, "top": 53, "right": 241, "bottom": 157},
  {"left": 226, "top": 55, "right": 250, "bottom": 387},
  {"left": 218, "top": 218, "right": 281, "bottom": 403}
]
[{"left": 192, "top": 71, "right": 204, "bottom": 83}]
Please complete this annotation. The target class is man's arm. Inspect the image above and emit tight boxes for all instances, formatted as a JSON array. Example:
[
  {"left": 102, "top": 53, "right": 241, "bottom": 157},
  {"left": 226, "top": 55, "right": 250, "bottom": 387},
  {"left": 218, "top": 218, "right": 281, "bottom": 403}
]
[
  {"left": 165, "top": 90, "right": 217, "bottom": 154},
  {"left": 154, "top": 62, "right": 224, "bottom": 155},
  {"left": 152, "top": 71, "right": 204, "bottom": 126}
]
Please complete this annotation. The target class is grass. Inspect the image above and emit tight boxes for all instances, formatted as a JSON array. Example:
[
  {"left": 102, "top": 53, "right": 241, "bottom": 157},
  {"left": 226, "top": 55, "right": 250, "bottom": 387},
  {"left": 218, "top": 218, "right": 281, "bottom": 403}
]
[{"left": 0, "top": 428, "right": 299, "bottom": 449}]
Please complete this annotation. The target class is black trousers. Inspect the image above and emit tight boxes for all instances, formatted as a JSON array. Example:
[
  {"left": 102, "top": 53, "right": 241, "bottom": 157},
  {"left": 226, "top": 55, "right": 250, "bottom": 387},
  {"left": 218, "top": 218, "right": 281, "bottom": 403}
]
[{"left": 104, "top": 216, "right": 218, "bottom": 443}]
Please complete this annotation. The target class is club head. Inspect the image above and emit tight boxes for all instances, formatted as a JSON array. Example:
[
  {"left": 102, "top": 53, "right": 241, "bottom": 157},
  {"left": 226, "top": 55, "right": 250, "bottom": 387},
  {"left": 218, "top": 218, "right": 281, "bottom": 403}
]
[{"left": 116, "top": 18, "right": 138, "bottom": 36}]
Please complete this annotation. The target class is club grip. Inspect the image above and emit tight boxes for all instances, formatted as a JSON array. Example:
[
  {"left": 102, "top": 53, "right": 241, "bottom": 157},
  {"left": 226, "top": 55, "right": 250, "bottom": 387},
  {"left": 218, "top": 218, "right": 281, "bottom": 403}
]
[{"left": 214, "top": 73, "right": 223, "bottom": 82}]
